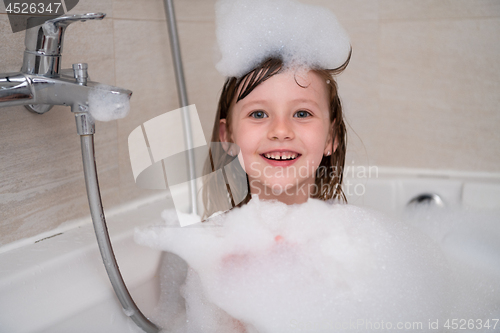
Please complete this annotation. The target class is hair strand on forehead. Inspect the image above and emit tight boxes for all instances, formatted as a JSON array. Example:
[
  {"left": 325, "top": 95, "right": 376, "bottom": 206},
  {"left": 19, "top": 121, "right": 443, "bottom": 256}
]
[{"left": 237, "top": 58, "right": 284, "bottom": 102}]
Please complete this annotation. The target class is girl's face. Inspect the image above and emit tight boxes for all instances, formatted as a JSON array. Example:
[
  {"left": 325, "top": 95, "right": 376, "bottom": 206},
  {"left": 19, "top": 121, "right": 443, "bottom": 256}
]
[{"left": 220, "top": 70, "right": 334, "bottom": 204}]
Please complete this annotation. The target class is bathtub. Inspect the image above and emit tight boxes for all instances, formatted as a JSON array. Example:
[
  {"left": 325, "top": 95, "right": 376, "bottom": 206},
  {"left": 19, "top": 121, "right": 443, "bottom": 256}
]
[{"left": 1, "top": 168, "right": 499, "bottom": 333}]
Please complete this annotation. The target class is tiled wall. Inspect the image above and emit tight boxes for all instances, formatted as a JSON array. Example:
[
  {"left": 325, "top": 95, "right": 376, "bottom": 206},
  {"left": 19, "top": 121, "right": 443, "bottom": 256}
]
[{"left": 0, "top": 0, "right": 499, "bottom": 246}]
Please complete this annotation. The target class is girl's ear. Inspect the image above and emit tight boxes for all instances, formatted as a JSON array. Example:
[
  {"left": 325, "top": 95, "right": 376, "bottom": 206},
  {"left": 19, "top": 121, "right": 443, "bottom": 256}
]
[
  {"left": 219, "top": 119, "right": 229, "bottom": 142},
  {"left": 219, "top": 119, "right": 231, "bottom": 152},
  {"left": 332, "top": 119, "right": 339, "bottom": 153},
  {"left": 325, "top": 120, "right": 338, "bottom": 155}
]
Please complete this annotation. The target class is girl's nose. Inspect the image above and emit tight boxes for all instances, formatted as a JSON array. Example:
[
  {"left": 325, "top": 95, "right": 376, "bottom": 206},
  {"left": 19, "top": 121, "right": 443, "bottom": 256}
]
[{"left": 268, "top": 116, "right": 294, "bottom": 141}]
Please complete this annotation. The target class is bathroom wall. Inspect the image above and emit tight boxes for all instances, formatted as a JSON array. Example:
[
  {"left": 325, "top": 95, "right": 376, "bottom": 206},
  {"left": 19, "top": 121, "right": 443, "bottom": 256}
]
[
  {"left": 1, "top": 0, "right": 499, "bottom": 246},
  {"left": 335, "top": 0, "right": 500, "bottom": 172}
]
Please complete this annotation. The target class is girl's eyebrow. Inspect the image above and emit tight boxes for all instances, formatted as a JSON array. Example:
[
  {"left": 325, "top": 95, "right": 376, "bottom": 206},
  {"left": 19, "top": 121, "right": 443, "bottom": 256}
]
[
  {"left": 242, "top": 98, "right": 320, "bottom": 108},
  {"left": 291, "top": 98, "right": 320, "bottom": 108},
  {"left": 240, "top": 100, "right": 269, "bottom": 108}
]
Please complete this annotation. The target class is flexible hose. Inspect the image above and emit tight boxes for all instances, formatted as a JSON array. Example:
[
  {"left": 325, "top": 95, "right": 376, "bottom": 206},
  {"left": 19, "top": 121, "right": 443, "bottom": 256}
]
[{"left": 80, "top": 134, "right": 160, "bottom": 333}]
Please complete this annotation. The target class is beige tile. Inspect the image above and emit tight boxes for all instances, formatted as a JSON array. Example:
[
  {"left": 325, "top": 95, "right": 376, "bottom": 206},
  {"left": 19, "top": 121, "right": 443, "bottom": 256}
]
[
  {"left": 113, "top": 19, "right": 180, "bottom": 203},
  {"left": 175, "top": 0, "right": 217, "bottom": 22},
  {"left": 180, "top": 0, "right": 378, "bottom": 23},
  {"left": 178, "top": 20, "right": 225, "bottom": 142},
  {"left": 377, "top": 18, "right": 500, "bottom": 171},
  {"left": 335, "top": 19, "right": 380, "bottom": 167},
  {"left": 0, "top": 105, "right": 88, "bottom": 245},
  {"left": 306, "top": 0, "right": 379, "bottom": 21},
  {"left": 380, "top": 0, "right": 500, "bottom": 21},
  {"left": 113, "top": 0, "right": 165, "bottom": 21},
  {"left": 0, "top": 106, "right": 120, "bottom": 246},
  {"left": 112, "top": 0, "right": 216, "bottom": 22},
  {"left": 177, "top": 0, "right": 375, "bottom": 24},
  {"left": 0, "top": 15, "right": 26, "bottom": 73},
  {"left": 379, "top": 18, "right": 500, "bottom": 108},
  {"left": 113, "top": 19, "right": 178, "bottom": 111},
  {"left": 0, "top": 129, "right": 120, "bottom": 245},
  {"left": 372, "top": 98, "right": 500, "bottom": 171},
  {"left": 114, "top": 15, "right": 222, "bottom": 204},
  {"left": 62, "top": 17, "right": 116, "bottom": 84},
  {"left": 66, "top": 0, "right": 113, "bottom": 18}
]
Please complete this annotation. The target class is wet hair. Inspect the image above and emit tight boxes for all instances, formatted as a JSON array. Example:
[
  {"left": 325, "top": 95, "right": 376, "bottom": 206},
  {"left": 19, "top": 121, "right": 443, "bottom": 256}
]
[{"left": 202, "top": 53, "right": 351, "bottom": 219}]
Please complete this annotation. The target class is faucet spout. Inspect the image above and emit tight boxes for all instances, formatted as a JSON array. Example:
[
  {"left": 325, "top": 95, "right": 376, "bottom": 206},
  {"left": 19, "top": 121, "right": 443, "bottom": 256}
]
[{"left": 0, "top": 72, "right": 132, "bottom": 116}]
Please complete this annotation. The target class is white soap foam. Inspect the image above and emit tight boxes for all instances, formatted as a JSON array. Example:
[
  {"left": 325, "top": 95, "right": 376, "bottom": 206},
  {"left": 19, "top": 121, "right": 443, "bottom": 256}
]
[
  {"left": 88, "top": 84, "right": 130, "bottom": 122},
  {"left": 135, "top": 196, "right": 498, "bottom": 332},
  {"left": 404, "top": 206, "right": 500, "bottom": 320},
  {"left": 214, "top": 0, "right": 351, "bottom": 77}
]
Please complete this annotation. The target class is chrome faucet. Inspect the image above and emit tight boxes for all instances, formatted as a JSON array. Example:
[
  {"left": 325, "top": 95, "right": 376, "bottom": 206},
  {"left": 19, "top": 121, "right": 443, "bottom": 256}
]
[{"left": 0, "top": 13, "right": 131, "bottom": 134}]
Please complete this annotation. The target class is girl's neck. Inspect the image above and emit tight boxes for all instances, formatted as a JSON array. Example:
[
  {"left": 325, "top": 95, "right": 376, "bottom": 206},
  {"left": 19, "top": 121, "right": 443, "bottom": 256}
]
[{"left": 249, "top": 179, "right": 313, "bottom": 205}]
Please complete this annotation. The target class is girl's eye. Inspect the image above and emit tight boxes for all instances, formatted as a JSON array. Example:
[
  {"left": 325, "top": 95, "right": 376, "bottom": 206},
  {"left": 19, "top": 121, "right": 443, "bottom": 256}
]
[
  {"left": 294, "top": 110, "right": 311, "bottom": 118},
  {"left": 250, "top": 111, "right": 268, "bottom": 119}
]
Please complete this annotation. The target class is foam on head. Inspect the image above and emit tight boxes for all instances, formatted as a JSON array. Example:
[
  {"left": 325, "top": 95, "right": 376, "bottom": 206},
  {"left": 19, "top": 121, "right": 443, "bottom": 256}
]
[
  {"left": 135, "top": 197, "right": 463, "bottom": 332},
  {"left": 215, "top": 0, "right": 351, "bottom": 78}
]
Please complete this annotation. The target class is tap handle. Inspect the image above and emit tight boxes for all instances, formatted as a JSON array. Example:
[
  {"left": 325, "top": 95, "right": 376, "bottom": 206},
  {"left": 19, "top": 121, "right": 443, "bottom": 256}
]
[
  {"left": 22, "top": 13, "right": 105, "bottom": 76},
  {"left": 43, "top": 13, "right": 106, "bottom": 33},
  {"left": 24, "top": 13, "right": 106, "bottom": 56}
]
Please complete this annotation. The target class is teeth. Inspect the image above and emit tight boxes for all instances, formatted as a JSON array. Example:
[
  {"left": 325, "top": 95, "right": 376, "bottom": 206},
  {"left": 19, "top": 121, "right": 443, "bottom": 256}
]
[{"left": 264, "top": 152, "right": 298, "bottom": 160}]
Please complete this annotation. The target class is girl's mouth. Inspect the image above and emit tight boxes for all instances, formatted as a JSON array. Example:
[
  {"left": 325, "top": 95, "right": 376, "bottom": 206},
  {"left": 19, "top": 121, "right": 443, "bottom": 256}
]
[{"left": 260, "top": 151, "right": 301, "bottom": 166}]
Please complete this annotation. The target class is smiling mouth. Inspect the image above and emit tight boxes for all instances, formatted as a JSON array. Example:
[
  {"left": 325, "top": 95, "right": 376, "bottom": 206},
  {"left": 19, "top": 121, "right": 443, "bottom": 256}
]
[{"left": 261, "top": 152, "right": 301, "bottom": 161}]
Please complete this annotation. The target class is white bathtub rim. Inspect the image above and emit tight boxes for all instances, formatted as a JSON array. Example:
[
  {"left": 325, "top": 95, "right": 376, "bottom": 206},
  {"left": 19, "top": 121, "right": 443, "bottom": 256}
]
[{"left": 343, "top": 165, "right": 500, "bottom": 181}]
